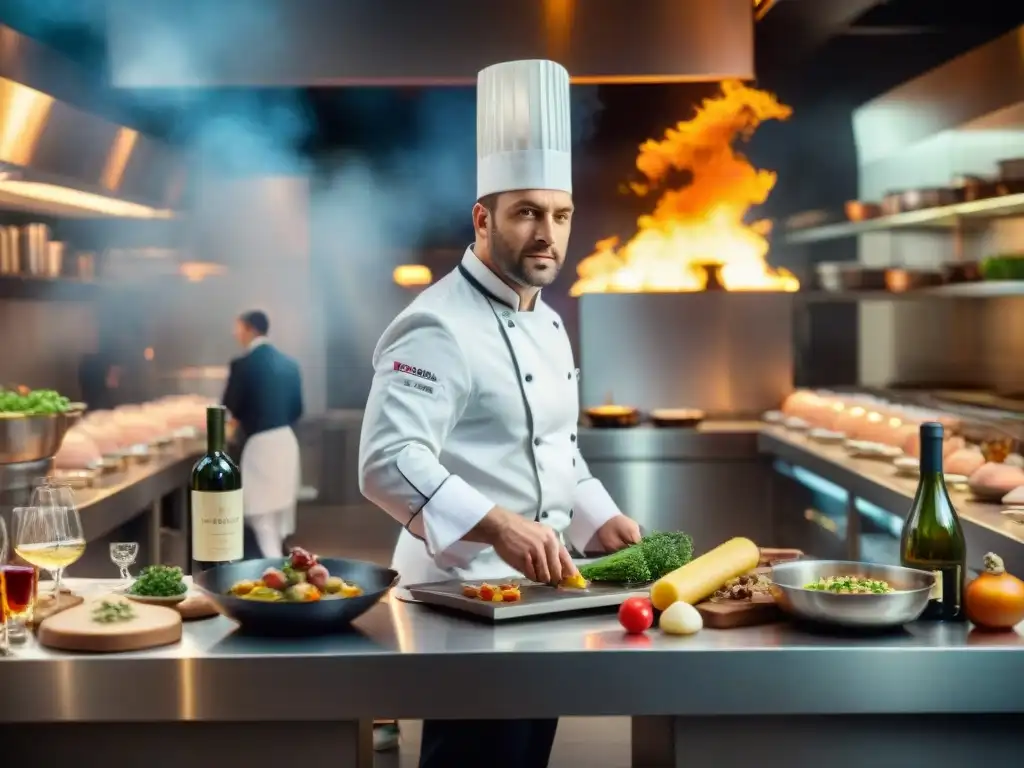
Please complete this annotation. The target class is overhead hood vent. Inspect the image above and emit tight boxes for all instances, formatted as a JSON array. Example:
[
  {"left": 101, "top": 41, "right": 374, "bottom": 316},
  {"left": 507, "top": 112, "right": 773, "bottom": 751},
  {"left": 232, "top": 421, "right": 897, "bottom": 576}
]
[
  {"left": 106, "top": 0, "right": 754, "bottom": 86},
  {"left": 0, "top": 25, "right": 183, "bottom": 219}
]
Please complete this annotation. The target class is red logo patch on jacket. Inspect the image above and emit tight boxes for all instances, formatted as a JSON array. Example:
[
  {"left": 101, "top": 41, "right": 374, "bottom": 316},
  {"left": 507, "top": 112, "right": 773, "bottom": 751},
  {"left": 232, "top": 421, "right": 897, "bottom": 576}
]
[{"left": 393, "top": 361, "right": 438, "bottom": 382}]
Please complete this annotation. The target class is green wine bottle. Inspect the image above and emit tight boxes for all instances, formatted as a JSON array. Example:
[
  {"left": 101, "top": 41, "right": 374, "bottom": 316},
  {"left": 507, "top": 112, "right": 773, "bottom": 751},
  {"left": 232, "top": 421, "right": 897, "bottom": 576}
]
[
  {"left": 900, "top": 422, "right": 967, "bottom": 621},
  {"left": 190, "top": 406, "right": 243, "bottom": 574}
]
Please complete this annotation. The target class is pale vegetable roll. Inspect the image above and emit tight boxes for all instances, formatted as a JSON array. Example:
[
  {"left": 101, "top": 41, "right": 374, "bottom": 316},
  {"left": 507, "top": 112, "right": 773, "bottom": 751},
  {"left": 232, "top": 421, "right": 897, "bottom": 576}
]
[{"left": 650, "top": 537, "right": 760, "bottom": 611}]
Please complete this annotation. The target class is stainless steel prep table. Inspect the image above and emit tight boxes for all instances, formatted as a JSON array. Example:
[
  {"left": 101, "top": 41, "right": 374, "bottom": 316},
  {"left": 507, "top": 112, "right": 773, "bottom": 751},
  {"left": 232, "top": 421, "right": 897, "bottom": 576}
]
[
  {"left": 0, "top": 442, "right": 203, "bottom": 574},
  {"left": 1, "top": 586, "right": 1023, "bottom": 768}
]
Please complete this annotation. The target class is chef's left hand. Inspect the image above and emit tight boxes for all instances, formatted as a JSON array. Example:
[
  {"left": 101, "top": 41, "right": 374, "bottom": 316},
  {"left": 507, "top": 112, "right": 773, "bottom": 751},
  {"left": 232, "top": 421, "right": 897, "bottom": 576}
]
[{"left": 589, "top": 514, "right": 642, "bottom": 553}]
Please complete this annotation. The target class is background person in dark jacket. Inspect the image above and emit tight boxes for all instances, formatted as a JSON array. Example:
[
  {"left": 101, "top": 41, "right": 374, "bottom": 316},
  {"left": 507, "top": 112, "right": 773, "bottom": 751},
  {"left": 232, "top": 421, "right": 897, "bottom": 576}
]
[{"left": 222, "top": 310, "right": 304, "bottom": 558}]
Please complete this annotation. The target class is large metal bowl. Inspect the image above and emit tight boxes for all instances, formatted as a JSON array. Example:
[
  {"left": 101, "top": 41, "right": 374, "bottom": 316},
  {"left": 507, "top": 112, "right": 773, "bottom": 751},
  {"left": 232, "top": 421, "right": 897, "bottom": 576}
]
[
  {"left": 0, "top": 412, "right": 78, "bottom": 464},
  {"left": 769, "top": 560, "right": 935, "bottom": 628},
  {"left": 193, "top": 557, "right": 399, "bottom": 636}
]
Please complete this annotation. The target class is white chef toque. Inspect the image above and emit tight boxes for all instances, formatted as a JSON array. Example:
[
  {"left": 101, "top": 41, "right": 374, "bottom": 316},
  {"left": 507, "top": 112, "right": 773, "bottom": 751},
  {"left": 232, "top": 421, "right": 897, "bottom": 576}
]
[{"left": 476, "top": 59, "right": 573, "bottom": 200}]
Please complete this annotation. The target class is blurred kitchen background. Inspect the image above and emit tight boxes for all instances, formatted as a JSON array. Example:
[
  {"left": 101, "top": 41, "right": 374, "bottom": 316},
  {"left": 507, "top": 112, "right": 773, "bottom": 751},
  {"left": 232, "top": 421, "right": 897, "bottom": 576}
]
[{"left": 2, "top": 0, "right": 1024, "bottom": 566}]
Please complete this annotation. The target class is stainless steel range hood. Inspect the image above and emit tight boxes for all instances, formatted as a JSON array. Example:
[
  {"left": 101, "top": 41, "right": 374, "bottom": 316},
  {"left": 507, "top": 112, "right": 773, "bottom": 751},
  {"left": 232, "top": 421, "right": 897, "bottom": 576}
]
[
  {"left": 105, "top": 0, "right": 754, "bottom": 86},
  {"left": 0, "top": 25, "right": 183, "bottom": 219}
]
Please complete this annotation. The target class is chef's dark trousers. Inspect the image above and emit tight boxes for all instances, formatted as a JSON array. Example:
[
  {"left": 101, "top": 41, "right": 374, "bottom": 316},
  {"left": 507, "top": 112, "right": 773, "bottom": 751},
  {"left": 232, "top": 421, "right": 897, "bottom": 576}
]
[{"left": 418, "top": 718, "right": 558, "bottom": 768}]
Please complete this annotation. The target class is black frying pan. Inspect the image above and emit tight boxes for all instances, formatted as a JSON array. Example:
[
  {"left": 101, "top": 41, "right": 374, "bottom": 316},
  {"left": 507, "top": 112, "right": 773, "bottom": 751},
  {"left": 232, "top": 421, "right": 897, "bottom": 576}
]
[{"left": 193, "top": 557, "right": 399, "bottom": 636}]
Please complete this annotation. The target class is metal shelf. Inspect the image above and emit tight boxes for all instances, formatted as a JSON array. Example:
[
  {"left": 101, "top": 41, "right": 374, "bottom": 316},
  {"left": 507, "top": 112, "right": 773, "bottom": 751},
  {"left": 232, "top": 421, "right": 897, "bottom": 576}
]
[
  {"left": 784, "top": 193, "right": 1024, "bottom": 244},
  {"left": 798, "top": 281, "right": 1024, "bottom": 301}
]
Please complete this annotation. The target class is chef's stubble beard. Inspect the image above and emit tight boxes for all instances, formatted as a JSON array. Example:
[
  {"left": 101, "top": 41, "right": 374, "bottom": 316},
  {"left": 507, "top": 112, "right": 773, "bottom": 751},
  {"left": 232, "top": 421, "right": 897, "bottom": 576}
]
[{"left": 489, "top": 223, "right": 562, "bottom": 289}]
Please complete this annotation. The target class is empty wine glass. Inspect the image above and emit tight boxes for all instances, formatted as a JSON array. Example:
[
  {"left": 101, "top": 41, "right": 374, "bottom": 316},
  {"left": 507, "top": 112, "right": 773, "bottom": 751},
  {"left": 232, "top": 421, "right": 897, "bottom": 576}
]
[
  {"left": 13, "top": 504, "right": 85, "bottom": 600},
  {"left": 110, "top": 542, "right": 139, "bottom": 585}
]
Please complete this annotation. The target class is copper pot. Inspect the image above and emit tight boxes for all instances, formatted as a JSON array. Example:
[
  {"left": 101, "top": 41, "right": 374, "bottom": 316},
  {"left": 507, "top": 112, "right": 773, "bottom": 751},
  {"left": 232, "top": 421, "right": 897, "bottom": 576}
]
[
  {"left": 585, "top": 405, "right": 640, "bottom": 428},
  {"left": 650, "top": 408, "right": 705, "bottom": 428}
]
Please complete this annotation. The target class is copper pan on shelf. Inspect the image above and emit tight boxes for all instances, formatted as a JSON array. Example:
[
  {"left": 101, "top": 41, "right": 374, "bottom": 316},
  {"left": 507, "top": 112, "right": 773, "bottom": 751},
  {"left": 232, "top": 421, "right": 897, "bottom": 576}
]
[
  {"left": 584, "top": 405, "right": 640, "bottom": 429},
  {"left": 649, "top": 408, "right": 705, "bottom": 428}
]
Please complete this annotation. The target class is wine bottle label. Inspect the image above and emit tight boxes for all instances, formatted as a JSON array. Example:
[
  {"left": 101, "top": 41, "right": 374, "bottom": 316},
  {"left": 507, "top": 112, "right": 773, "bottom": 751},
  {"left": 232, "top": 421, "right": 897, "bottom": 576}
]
[
  {"left": 191, "top": 489, "right": 244, "bottom": 562},
  {"left": 930, "top": 570, "right": 943, "bottom": 601}
]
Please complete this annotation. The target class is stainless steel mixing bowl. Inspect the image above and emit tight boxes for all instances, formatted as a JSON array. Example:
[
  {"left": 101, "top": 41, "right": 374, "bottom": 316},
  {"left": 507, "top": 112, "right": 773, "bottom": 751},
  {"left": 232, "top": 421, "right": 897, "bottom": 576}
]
[
  {"left": 770, "top": 559, "right": 935, "bottom": 628},
  {"left": 0, "top": 412, "right": 78, "bottom": 464}
]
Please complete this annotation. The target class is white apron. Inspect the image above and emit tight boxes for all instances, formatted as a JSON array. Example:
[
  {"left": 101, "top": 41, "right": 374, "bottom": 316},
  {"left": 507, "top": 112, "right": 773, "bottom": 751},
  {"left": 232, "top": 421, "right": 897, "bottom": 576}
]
[
  {"left": 242, "top": 425, "right": 300, "bottom": 557},
  {"left": 360, "top": 248, "right": 623, "bottom": 587}
]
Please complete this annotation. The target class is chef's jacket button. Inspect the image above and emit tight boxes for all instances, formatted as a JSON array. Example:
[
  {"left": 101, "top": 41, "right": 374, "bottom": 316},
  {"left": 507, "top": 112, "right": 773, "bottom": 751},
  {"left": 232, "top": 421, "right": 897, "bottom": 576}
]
[
  {"left": 525, "top": 374, "right": 533, "bottom": 382},
  {"left": 572, "top": 458, "right": 576, "bottom": 467},
  {"left": 567, "top": 372, "right": 572, "bottom": 379},
  {"left": 540, "top": 511, "right": 549, "bottom": 520},
  {"left": 569, "top": 509, "right": 574, "bottom": 520},
  {"left": 570, "top": 433, "right": 576, "bottom": 442},
  {"left": 533, "top": 437, "right": 541, "bottom": 446},
  {"left": 553, "top": 321, "right": 560, "bottom": 328},
  {"left": 507, "top": 320, "right": 515, "bottom": 328}
]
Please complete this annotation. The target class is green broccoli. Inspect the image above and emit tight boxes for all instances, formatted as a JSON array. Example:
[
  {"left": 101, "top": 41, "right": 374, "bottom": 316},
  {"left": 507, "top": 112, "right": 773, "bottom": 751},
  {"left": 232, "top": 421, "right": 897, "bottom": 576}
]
[
  {"left": 578, "top": 530, "right": 694, "bottom": 584},
  {"left": 638, "top": 531, "right": 694, "bottom": 578},
  {"left": 578, "top": 544, "right": 652, "bottom": 583}
]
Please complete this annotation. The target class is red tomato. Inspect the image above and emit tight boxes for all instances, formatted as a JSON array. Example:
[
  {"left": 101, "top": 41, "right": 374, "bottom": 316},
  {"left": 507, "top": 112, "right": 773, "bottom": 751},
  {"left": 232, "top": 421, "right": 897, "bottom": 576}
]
[{"left": 618, "top": 597, "right": 654, "bottom": 634}]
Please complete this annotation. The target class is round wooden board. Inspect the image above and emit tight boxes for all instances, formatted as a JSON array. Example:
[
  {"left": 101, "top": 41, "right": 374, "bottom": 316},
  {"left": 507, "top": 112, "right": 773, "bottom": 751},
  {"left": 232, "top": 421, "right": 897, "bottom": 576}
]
[
  {"left": 37, "top": 598, "right": 183, "bottom": 653},
  {"left": 176, "top": 593, "right": 219, "bottom": 621}
]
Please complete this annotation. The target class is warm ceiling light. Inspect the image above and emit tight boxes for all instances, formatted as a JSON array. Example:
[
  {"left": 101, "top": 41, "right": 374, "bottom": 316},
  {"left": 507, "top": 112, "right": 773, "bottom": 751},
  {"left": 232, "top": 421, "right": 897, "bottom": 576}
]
[
  {"left": 0, "top": 179, "right": 174, "bottom": 218},
  {"left": 178, "top": 261, "right": 226, "bottom": 282},
  {"left": 393, "top": 264, "right": 432, "bottom": 288}
]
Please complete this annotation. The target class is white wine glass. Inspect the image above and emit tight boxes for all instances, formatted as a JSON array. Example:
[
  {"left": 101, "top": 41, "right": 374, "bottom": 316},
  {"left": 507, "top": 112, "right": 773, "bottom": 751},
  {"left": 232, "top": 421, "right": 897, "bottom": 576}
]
[
  {"left": 0, "top": 516, "right": 9, "bottom": 655},
  {"left": 13, "top": 505, "right": 85, "bottom": 600}
]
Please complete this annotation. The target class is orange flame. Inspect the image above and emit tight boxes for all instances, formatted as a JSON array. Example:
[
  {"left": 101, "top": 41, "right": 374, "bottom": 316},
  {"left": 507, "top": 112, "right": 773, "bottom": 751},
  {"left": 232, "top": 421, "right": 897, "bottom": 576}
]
[{"left": 571, "top": 80, "right": 798, "bottom": 295}]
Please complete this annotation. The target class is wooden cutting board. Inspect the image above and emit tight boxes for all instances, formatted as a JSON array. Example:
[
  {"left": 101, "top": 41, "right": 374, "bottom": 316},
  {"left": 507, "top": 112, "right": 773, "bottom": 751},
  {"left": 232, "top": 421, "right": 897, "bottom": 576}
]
[
  {"left": 176, "top": 593, "right": 219, "bottom": 621},
  {"left": 695, "top": 563, "right": 788, "bottom": 629},
  {"left": 37, "top": 599, "right": 183, "bottom": 653},
  {"left": 29, "top": 592, "right": 85, "bottom": 630},
  {"left": 697, "top": 595, "right": 781, "bottom": 629}
]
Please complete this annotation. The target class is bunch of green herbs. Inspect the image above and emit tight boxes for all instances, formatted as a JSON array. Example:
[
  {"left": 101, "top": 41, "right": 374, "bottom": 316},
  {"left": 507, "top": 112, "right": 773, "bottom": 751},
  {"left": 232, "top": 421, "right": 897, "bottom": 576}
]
[{"left": 128, "top": 565, "right": 188, "bottom": 597}]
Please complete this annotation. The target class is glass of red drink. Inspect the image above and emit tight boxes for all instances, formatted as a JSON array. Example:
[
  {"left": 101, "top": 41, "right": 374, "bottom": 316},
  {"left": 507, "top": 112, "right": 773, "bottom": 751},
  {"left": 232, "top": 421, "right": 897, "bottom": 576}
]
[{"left": 1, "top": 565, "right": 38, "bottom": 623}]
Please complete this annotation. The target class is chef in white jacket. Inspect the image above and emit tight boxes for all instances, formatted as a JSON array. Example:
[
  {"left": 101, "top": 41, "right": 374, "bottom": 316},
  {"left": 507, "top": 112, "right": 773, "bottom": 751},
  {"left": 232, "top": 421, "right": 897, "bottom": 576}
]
[{"left": 359, "top": 59, "right": 641, "bottom": 768}]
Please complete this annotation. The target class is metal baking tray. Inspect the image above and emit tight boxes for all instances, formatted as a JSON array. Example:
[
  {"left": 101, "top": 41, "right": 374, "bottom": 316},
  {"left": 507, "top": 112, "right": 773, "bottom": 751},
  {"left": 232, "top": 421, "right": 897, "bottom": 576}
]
[{"left": 404, "top": 579, "right": 649, "bottom": 622}]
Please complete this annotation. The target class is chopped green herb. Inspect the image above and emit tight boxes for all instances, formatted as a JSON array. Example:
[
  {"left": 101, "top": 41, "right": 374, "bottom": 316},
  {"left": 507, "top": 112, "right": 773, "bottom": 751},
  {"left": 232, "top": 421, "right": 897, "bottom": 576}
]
[
  {"left": 804, "top": 575, "right": 894, "bottom": 594},
  {"left": 92, "top": 600, "right": 136, "bottom": 623},
  {"left": 0, "top": 388, "right": 70, "bottom": 415},
  {"left": 129, "top": 565, "right": 188, "bottom": 597}
]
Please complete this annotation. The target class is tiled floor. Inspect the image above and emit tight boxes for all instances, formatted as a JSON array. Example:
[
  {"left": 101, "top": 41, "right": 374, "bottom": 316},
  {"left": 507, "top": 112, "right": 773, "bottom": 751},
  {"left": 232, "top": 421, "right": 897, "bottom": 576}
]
[{"left": 294, "top": 504, "right": 633, "bottom": 768}]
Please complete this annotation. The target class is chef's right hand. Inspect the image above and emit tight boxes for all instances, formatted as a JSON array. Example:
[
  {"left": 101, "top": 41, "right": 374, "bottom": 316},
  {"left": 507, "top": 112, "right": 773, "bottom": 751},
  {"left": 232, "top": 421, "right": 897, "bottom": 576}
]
[{"left": 476, "top": 507, "right": 575, "bottom": 583}]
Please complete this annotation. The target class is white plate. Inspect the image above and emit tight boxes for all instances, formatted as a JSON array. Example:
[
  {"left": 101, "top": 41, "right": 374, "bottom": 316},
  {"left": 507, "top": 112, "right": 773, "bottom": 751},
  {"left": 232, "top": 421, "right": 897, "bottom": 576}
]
[
  {"left": 893, "top": 456, "right": 920, "bottom": 477},
  {"left": 845, "top": 440, "right": 902, "bottom": 460},
  {"left": 808, "top": 428, "right": 845, "bottom": 445},
  {"left": 762, "top": 410, "right": 785, "bottom": 424},
  {"left": 1000, "top": 508, "right": 1024, "bottom": 524},
  {"left": 116, "top": 586, "right": 188, "bottom": 606},
  {"left": 783, "top": 417, "right": 810, "bottom": 431}
]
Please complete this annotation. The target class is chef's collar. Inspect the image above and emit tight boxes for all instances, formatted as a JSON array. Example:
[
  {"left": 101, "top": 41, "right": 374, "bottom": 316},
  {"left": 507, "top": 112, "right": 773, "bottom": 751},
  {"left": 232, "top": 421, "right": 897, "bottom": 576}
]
[
  {"left": 460, "top": 246, "right": 538, "bottom": 313},
  {"left": 247, "top": 336, "right": 269, "bottom": 353}
]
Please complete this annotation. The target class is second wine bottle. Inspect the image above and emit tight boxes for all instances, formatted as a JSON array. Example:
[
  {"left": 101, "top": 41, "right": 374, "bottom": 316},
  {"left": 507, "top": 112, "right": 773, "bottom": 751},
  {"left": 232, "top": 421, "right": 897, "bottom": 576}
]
[{"left": 900, "top": 421, "right": 967, "bottom": 621}]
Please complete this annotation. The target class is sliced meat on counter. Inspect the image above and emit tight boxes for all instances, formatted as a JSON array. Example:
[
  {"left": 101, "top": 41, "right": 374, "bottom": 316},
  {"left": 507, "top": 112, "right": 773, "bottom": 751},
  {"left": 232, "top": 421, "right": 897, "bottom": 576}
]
[
  {"left": 53, "top": 427, "right": 102, "bottom": 469},
  {"left": 969, "top": 462, "right": 1024, "bottom": 495},
  {"left": 945, "top": 447, "right": 986, "bottom": 477}
]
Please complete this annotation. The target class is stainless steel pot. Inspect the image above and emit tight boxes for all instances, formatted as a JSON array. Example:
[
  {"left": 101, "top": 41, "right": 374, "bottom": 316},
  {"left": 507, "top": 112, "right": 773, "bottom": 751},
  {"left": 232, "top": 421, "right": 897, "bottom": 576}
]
[
  {"left": 44, "top": 241, "right": 65, "bottom": 277},
  {"left": 22, "top": 223, "right": 51, "bottom": 276},
  {"left": 0, "top": 226, "right": 19, "bottom": 274},
  {"left": 769, "top": 559, "right": 935, "bottom": 628},
  {"left": 0, "top": 412, "right": 78, "bottom": 464}
]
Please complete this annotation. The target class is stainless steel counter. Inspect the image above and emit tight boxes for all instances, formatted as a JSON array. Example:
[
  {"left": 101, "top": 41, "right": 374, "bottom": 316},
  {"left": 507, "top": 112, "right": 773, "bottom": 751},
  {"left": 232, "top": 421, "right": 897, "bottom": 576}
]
[{"left": 2, "top": 582, "right": 1023, "bottom": 723}]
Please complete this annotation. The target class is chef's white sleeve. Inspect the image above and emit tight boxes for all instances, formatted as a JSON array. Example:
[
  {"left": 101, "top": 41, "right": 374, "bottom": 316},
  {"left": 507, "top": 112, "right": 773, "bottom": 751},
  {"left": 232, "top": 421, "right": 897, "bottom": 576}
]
[
  {"left": 358, "top": 313, "right": 496, "bottom": 560},
  {"left": 567, "top": 448, "right": 624, "bottom": 553}
]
